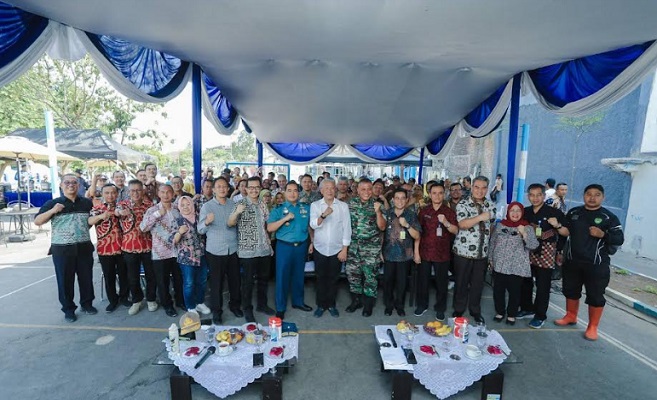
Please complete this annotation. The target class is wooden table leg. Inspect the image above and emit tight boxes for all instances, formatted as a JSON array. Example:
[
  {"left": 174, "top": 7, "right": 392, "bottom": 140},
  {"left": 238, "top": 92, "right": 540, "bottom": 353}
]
[
  {"left": 391, "top": 370, "right": 412, "bottom": 400},
  {"left": 170, "top": 367, "right": 193, "bottom": 400},
  {"left": 261, "top": 370, "right": 283, "bottom": 400},
  {"left": 481, "top": 370, "right": 504, "bottom": 400}
]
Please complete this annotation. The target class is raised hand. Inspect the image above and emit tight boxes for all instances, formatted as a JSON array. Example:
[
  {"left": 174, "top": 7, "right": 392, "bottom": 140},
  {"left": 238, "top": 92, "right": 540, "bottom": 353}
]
[
  {"left": 589, "top": 226, "right": 605, "bottom": 238},
  {"left": 323, "top": 206, "right": 333, "bottom": 217},
  {"left": 179, "top": 225, "right": 189, "bottom": 235},
  {"left": 235, "top": 203, "right": 246, "bottom": 215},
  {"left": 437, "top": 214, "right": 446, "bottom": 224},
  {"left": 52, "top": 203, "right": 65, "bottom": 214},
  {"left": 205, "top": 212, "right": 215, "bottom": 225}
]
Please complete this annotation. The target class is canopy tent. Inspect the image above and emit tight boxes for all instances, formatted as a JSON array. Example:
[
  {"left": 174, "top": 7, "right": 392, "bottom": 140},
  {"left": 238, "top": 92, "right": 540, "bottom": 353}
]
[
  {"left": 3, "top": 1, "right": 657, "bottom": 198},
  {"left": 8, "top": 128, "right": 155, "bottom": 165}
]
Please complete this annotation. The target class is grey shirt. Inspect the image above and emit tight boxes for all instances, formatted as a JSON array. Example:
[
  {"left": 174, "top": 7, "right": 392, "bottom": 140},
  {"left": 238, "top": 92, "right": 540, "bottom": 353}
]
[{"left": 198, "top": 197, "right": 238, "bottom": 256}]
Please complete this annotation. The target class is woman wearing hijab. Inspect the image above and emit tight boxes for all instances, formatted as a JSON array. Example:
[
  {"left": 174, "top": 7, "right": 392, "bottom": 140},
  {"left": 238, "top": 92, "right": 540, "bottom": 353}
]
[
  {"left": 489, "top": 201, "right": 539, "bottom": 325},
  {"left": 174, "top": 196, "right": 210, "bottom": 315},
  {"left": 259, "top": 189, "right": 273, "bottom": 211}
]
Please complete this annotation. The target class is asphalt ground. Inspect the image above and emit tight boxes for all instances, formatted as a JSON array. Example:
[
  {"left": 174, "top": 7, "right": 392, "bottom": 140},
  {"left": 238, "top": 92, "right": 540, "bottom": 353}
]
[{"left": 1, "top": 236, "right": 657, "bottom": 399}]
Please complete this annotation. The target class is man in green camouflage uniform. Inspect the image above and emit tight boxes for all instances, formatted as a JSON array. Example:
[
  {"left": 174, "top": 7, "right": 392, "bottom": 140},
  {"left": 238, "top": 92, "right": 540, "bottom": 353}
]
[{"left": 346, "top": 178, "right": 386, "bottom": 316}]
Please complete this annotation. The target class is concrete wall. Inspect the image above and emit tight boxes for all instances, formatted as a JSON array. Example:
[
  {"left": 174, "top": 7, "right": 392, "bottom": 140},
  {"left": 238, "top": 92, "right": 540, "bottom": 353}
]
[
  {"left": 624, "top": 163, "right": 657, "bottom": 258},
  {"left": 511, "top": 86, "right": 648, "bottom": 225}
]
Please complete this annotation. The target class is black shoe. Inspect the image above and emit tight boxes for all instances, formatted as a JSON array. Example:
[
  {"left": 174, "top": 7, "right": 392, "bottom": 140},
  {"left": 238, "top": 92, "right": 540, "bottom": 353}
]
[
  {"left": 473, "top": 314, "right": 486, "bottom": 324},
  {"left": 244, "top": 310, "right": 256, "bottom": 323},
  {"left": 314, "top": 308, "right": 325, "bottom": 318},
  {"left": 105, "top": 303, "right": 118, "bottom": 313},
  {"left": 397, "top": 308, "right": 406, "bottom": 317},
  {"left": 292, "top": 304, "right": 313, "bottom": 312},
  {"left": 165, "top": 307, "right": 178, "bottom": 317},
  {"left": 275, "top": 311, "right": 285, "bottom": 319},
  {"left": 177, "top": 303, "right": 187, "bottom": 312},
  {"left": 64, "top": 313, "right": 77, "bottom": 323},
  {"left": 256, "top": 305, "right": 276, "bottom": 316},
  {"left": 212, "top": 312, "right": 223, "bottom": 325},
  {"left": 328, "top": 307, "right": 340, "bottom": 317},
  {"left": 345, "top": 294, "right": 363, "bottom": 313},
  {"left": 81, "top": 306, "right": 98, "bottom": 315},
  {"left": 231, "top": 308, "right": 244, "bottom": 318},
  {"left": 414, "top": 307, "right": 427, "bottom": 317},
  {"left": 362, "top": 297, "right": 374, "bottom": 317},
  {"left": 119, "top": 297, "right": 132, "bottom": 307},
  {"left": 384, "top": 308, "right": 393, "bottom": 316},
  {"left": 506, "top": 318, "right": 516, "bottom": 326},
  {"left": 493, "top": 314, "right": 504, "bottom": 323},
  {"left": 452, "top": 311, "right": 463, "bottom": 318},
  {"left": 436, "top": 311, "right": 445, "bottom": 321}
]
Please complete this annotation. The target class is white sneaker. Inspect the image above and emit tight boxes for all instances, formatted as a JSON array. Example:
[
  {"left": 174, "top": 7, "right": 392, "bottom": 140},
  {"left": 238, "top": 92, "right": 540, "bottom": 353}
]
[
  {"left": 147, "top": 301, "right": 159, "bottom": 312},
  {"left": 448, "top": 281, "right": 455, "bottom": 290},
  {"left": 196, "top": 303, "right": 211, "bottom": 315},
  {"left": 187, "top": 309, "right": 199, "bottom": 315},
  {"left": 128, "top": 302, "right": 142, "bottom": 316}
]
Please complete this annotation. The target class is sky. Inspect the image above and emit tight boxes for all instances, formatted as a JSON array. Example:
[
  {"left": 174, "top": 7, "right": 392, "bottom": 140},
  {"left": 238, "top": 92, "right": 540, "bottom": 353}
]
[{"left": 130, "top": 82, "right": 238, "bottom": 153}]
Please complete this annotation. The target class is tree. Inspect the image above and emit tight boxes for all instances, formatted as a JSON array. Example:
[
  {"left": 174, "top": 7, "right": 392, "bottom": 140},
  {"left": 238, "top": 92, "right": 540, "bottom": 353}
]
[
  {"left": 229, "top": 131, "right": 257, "bottom": 161},
  {"left": 0, "top": 55, "right": 168, "bottom": 149}
]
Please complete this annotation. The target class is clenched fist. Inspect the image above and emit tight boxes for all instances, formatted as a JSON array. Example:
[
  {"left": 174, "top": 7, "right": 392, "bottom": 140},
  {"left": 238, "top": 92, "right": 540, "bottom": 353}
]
[{"left": 205, "top": 213, "right": 215, "bottom": 225}]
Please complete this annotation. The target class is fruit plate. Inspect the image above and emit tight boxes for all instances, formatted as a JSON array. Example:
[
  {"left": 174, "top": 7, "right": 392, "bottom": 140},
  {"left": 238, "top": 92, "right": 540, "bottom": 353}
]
[
  {"left": 242, "top": 322, "right": 261, "bottom": 333},
  {"left": 423, "top": 324, "right": 452, "bottom": 337},
  {"left": 181, "top": 345, "right": 203, "bottom": 358},
  {"left": 486, "top": 345, "right": 505, "bottom": 357},
  {"left": 414, "top": 343, "right": 438, "bottom": 357},
  {"left": 216, "top": 328, "right": 244, "bottom": 344},
  {"left": 395, "top": 320, "right": 418, "bottom": 334},
  {"left": 265, "top": 343, "right": 286, "bottom": 360}
]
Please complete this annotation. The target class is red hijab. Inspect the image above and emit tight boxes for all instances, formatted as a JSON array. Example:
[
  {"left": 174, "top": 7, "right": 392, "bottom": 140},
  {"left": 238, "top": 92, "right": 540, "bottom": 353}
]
[{"left": 501, "top": 201, "right": 528, "bottom": 228}]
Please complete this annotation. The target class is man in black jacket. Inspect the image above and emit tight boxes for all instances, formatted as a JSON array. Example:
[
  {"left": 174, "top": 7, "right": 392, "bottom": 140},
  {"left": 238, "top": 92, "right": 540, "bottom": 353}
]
[{"left": 555, "top": 184, "right": 624, "bottom": 341}]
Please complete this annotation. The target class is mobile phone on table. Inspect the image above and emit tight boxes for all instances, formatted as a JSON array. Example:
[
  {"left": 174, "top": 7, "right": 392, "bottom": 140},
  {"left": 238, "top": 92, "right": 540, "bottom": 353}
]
[{"left": 253, "top": 353, "right": 264, "bottom": 367}]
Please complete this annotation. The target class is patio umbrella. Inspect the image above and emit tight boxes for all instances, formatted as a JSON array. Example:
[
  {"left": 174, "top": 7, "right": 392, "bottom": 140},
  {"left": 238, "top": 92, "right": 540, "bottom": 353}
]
[{"left": 0, "top": 136, "right": 79, "bottom": 210}]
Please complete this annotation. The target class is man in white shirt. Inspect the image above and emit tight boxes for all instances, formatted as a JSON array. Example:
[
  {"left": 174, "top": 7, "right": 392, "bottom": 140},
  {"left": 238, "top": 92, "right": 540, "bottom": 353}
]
[{"left": 309, "top": 178, "right": 352, "bottom": 317}]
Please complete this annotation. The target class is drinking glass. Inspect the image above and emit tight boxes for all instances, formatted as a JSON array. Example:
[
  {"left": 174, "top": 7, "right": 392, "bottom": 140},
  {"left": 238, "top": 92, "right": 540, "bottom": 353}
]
[
  {"left": 206, "top": 326, "right": 216, "bottom": 346},
  {"left": 254, "top": 329, "right": 264, "bottom": 352},
  {"left": 230, "top": 331, "right": 237, "bottom": 350}
]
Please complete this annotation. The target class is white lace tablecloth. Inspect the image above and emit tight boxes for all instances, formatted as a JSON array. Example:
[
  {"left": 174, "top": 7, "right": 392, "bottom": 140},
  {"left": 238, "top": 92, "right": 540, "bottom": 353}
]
[
  {"left": 164, "top": 326, "right": 299, "bottom": 399},
  {"left": 375, "top": 324, "right": 511, "bottom": 400}
]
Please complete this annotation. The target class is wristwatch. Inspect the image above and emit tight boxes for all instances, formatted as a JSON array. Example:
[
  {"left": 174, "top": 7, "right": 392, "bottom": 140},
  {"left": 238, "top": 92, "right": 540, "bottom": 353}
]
[{"left": 320, "top": 213, "right": 326, "bottom": 219}]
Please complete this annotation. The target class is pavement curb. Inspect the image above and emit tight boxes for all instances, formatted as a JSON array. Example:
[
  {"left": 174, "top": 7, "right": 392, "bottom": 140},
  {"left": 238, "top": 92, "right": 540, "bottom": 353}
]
[{"left": 606, "top": 287, "right": 657, "bottom": 320}]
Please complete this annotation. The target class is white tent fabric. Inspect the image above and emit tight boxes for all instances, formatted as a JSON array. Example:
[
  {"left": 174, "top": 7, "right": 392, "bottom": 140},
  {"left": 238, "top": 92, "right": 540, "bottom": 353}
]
[
  {"left": 6, "top": 0, "right": 657, "bottom": 150},
  {"left": 201, "top": 84, "right": 241, "bottom": 135},
  {"left": 460, "top": 80, "right": 513, "bottom": 139}
]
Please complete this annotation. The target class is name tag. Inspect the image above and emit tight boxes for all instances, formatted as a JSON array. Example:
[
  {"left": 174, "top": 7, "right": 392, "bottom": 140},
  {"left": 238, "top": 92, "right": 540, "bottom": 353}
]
[
  {"left": 400, "top": 230, "right": 406, "bottom": 240},
  {"left": 436, "top": 226, "right": 443, "bottom": 237},
  {"left": 535, "top": 227, "right": 542, "bottom": 237}
]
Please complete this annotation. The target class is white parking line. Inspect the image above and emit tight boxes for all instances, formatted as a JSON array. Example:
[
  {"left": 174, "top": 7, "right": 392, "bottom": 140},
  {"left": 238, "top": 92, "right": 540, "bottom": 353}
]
[
  {"left": 0, "top": 275, "right": 55, "bottom": 300},
  {"left": 549, "top": 302, "right": 657, "bottom": 372}
]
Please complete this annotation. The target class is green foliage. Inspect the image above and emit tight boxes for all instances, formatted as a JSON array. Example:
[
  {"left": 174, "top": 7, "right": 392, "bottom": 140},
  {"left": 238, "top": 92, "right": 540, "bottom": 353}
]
[
  {"left": 614, "top": 268, "right": 631, "bottom": 276},
  {"left": 0, "top": 55, "right": 167, "bottom": 149},
  {"left": 557, "top": 112, "right": 605, "bottom": 134},
  {"left": 643, "top": 285, "right": 657, "bottom": 296}
]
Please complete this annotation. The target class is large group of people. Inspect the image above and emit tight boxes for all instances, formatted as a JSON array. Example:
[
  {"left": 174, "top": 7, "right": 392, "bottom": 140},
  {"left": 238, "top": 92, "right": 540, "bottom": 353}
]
[{"left": 35, "top": 166, "right": 623, "bottom": 341}]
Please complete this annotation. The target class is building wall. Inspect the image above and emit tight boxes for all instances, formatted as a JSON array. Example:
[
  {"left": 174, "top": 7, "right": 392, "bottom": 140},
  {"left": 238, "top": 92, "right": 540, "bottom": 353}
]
[
  {"left": 624, "top": 163, "right": 657, "bottom": 258},
  {"left": 513, "top": 85, "right": 647, "bottom": 225}
]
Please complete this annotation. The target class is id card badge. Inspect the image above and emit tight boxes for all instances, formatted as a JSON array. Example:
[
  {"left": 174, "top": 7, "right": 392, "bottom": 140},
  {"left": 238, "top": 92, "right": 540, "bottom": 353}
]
[
  {"left": 535, "top": 227, "right": 542, "bottom": 237},
  {"left": 400, "top": 230, "right": 406, "bottom": 240},
  {"left": 436, "top": 226, "right": 443, "bottom": 237}
]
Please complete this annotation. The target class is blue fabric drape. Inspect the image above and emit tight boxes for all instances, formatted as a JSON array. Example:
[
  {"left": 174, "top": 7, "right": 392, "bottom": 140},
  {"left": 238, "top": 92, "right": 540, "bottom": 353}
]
[
  {"left": 267, "top": 142, "right": 334, "bottom": 162},
  {"left": 426, "top": 127, "right": 453, "bottom": 155},
  {"left": 86, "top": 33, "right": 189, "bottom": 98},
  {"left": 203, "top": 71, "right": 237, "bottom": 129},
  {"left": 0, "top": 2, "right": 48, "bottom": 69},
  {"left": 528, "top": 42, "right": 652, "bottom": 107},
  {"left": 465, "top": 83, "right": 506, "bottom": 128},
  {"left": 350, "top": 144, "right": 414, "bottom": 162}
]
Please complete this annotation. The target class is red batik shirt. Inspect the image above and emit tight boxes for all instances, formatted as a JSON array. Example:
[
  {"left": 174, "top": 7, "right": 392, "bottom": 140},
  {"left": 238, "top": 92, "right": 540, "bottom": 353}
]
[
  {"left": 90, "top": 202, "right": 122, "bottom": 256},
  {"left": 418, "top": 204, "right": 458, "bottom": 262},
  {"left": 117, "top": 198, "right": 153, "bottom": 253}
]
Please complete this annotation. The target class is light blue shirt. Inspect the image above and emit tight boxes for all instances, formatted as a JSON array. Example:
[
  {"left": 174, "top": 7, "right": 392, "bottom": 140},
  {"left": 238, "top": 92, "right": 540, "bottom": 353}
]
[
  {"left": 198, "top": 198, "right": 238, "bottom": 255},
  {"left": 268, "top": 201, "right": 310, "bottom": 243}
]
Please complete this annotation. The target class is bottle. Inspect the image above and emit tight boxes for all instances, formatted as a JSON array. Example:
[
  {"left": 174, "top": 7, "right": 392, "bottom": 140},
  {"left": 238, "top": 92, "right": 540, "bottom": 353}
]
[
  {"left": 169, "top": 323, "right": 180, "bottom": 355},
  {"left": 269, "top": 317, "right": 282, "bottom": 342}
]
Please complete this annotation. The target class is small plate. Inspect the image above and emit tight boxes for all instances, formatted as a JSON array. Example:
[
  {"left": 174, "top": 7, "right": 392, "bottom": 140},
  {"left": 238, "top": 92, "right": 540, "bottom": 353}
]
[
  {"left": 464, "top": 350, "right": 484, "bottom": 360},
  {"left": 265, "top": 343, "right": 286, "bottom": 360},
  {"left": 216, "top": 345, "right": 234, "bottom": 357},
  {"left": 414, "top": 343, "right": 437, "bottom": 357},
  {"left": 242, "top": 322, "right": 260, "bottom": 333},
  {"left": 486, "top": 345, "right": 506, "bottom": 357},
  {"left": 181, "top": 345, "right": 203, "bottom": 358}
]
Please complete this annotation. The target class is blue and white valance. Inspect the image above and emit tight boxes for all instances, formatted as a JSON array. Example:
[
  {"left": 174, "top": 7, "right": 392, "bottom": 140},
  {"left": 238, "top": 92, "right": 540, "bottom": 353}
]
[
  {"left": 460, "top": 80, "right": 512, "bottom": 138},
  {"left": 76, "top": 31, "right": 191, "bottom": 103},
  {"left": 0, "top": 2, "right": 52, "bottom": 86},
  {"left": 523, "top": 41, "right": 657, "bottom": 117},
  {"left": 425, "top": 127, "right": 454, "bottom": 156},
  {"left": 349, "top": 144, "right": 415, "bottom": 163},
  {"left": 201, "top": 71, "right": 240, "bottom": 134},
  {"left": 264, "top": 142, "right": 336, "bottom": 164}
]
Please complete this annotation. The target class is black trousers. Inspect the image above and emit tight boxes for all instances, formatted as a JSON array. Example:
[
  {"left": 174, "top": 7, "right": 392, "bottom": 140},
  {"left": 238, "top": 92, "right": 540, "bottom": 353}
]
[
  {"left": 207, "top": 252, "right": 241, "bottom": 313},
  {"left": 520, "top": 266, "right": 553, "bottom": 320},
  {"left": 383, "top": 261, "right": 410, "bottom": 310},
  {"left": 562, "top": 260, "right": 610, "bottom": 307},
  {"left": 52, "top": 252, "right": 94, "bottom": 313},
  {"left": 241, "top": 256, "right": 270, "bottom": 311},
  {"left": 452, "top": 255, "right": 487, "bottom": 316},
  {"left": 123, "top": 252, "right": 156, "bottom": 303},
  {"left": 153, "top": 257, "right": 184, "bottom": 309},
  {"left": 493, "top": 272, "right": 523, "bottom": 317},
  {"left": 314, "top": 251, "right": 341, "bottom": 309},
  {"left": 416, "top": 260, "right": 450, "bottom": 312},
  {"left": 99, "top": 254, "right": 129, "bottom": 306}
]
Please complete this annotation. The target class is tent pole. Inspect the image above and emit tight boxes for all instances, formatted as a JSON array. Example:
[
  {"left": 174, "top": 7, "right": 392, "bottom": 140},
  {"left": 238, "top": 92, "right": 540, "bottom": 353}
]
[
  {"left": 515, "top": 124, "right": 530, "bottom": 202},
  {"left": 418, "top": 147, "right": 425, "bottom": 185},
  {"left": 256, "top": 139, "right": 263, "bottom": 170},
  {"left": 506, "top": 73, "right": 522, "bottom": 205},
  {"left": 192, "top": 64, "right": 202, "bottom": 194}
]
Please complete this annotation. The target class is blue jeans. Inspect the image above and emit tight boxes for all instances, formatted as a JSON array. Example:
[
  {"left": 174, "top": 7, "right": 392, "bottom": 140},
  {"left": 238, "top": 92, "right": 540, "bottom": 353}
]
[{"left": 180, "top": 258, "right": 208, "bottom": 310}]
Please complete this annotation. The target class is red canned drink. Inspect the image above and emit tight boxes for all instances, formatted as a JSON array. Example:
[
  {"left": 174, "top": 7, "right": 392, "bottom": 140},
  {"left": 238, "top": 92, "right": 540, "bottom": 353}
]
[{"left": 454, "top": 317, "right": 469, "bottom": 343}]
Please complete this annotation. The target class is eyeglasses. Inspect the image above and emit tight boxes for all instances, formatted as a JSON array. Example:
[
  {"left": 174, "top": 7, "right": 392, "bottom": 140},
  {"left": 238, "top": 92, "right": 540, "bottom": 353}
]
[
  {"left": 450, "top": 188, "right": 461, "bottom": 192},
  {"left": 62, "top": 180, "right": 78, "bottom": 186},
  {"left": 247, "top": 186, "right": 261, "bottom": 190}
]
